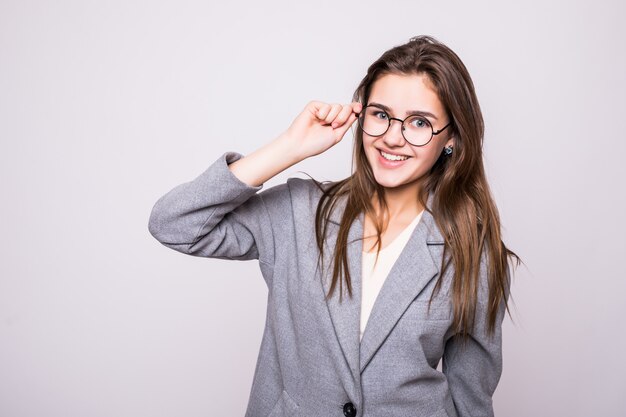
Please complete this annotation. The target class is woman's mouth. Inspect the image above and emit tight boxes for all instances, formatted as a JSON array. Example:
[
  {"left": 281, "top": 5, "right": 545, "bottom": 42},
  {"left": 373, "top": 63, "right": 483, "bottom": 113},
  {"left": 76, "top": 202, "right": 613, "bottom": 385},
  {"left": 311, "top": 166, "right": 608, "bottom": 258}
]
[{"left": 377, "top": 149, "right": 411, "bottom": 167}]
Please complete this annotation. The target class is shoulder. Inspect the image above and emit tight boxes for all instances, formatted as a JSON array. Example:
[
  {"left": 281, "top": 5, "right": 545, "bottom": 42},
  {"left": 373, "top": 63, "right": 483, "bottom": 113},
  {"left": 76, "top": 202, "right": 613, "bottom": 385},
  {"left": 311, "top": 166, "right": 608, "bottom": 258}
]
[
  {"left": 255, "top": 176, "right": 341, "bottom": 220},
  {"left": 284, "top": 177, "right": 349, "bottom": 225},
  {"left": 284, "top": 176, "right": 338, "bottom": 200}
]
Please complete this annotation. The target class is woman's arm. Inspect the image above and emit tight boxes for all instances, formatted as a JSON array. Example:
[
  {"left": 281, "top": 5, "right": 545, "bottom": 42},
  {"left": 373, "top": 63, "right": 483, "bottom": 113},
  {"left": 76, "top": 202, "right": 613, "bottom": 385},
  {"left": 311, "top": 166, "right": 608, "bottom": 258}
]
[
  {"left": 147, "top": 101, "right": 361, "bottom": 283},
  {"left": 228, "top": 100, "right": 362, "bottom": 187},
  {"left": 147, "top": 148, "right": 293, "bottom": 265},
  {"left": 227, "top": 133, "right": 301, "bottom": 187}
]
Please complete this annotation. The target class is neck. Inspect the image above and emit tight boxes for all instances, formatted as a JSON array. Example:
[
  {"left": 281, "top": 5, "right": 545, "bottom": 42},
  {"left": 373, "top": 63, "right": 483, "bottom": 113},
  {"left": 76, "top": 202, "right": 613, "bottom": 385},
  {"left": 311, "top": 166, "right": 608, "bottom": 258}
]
[{"left": 372, "top": 182, "right": 425, "bottom": 223}]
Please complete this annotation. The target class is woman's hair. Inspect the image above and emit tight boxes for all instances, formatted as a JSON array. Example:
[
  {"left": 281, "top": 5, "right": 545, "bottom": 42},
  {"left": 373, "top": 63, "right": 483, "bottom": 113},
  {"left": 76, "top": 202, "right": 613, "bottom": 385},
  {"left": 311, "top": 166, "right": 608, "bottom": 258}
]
[{"left": 311, "top": 35, "right": 521, "bottom": 340}]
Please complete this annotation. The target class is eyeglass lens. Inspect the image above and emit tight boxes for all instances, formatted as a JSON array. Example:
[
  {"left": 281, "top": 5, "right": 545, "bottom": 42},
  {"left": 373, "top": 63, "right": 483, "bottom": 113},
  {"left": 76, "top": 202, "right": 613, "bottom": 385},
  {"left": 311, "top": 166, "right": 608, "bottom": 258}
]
[{"left": 358, "top": 105, "right": 433, "bottom": 146}]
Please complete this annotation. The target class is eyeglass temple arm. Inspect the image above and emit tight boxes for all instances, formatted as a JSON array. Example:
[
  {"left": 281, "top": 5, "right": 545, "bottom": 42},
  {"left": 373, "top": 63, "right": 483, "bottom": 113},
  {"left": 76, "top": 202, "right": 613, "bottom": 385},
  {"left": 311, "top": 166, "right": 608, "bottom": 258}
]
[{"left": 433, "top": 122, "right": 451, "bottom": 135}]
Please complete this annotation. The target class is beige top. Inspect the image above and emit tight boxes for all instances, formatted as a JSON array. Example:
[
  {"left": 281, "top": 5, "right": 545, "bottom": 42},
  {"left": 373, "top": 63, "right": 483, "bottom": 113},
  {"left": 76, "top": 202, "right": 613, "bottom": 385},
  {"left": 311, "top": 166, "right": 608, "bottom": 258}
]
[{"left": 360, "top": 210, "right": 424, "bottom": 342}]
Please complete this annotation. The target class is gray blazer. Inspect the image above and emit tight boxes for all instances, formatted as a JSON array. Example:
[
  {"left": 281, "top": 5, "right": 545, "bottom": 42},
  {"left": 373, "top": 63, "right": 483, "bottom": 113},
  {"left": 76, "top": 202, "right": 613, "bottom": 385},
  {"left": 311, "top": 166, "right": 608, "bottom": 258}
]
[{"left": 148, "top": 151, "right": 507, "bottom": 417}]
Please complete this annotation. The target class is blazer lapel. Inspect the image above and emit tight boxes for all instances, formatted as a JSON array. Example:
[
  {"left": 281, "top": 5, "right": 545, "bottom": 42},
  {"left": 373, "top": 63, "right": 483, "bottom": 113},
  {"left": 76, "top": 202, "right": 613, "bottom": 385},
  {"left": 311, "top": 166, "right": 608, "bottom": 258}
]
[
  {"left": 320, "top": 191, "right": 445, "bottom": 379},
  {"left": 320, "top": 196, "right": 364, "bottom": 385},
  {"left": 358, "top": 200, "right": 445, "bottom": 372}
]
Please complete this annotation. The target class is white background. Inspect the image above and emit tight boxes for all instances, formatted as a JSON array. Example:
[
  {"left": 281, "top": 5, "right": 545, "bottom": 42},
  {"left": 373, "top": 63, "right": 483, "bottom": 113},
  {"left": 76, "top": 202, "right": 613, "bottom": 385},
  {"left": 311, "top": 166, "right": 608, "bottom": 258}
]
[{"left": 1, "top": 0, "right": 625, "bottom": 416}]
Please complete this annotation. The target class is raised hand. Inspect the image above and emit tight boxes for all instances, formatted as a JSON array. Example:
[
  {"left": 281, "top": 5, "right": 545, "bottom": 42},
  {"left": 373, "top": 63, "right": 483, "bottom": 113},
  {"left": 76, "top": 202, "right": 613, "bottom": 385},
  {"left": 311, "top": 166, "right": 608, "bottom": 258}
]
[{"left": 283, "top": 101, "right": 362, "bottom": 160}]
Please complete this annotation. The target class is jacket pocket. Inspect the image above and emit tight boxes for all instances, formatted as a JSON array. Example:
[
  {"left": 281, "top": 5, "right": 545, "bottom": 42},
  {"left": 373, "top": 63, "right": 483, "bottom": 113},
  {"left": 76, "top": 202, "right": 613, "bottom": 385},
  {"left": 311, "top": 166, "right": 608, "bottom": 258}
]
[{"left": 267, "top": 389, "right": 299, "bottom": 417}]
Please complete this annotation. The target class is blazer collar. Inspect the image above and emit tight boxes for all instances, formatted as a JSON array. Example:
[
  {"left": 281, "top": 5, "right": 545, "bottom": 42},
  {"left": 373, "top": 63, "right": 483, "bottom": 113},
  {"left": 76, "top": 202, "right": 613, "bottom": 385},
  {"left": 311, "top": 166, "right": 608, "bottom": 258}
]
[
  {"left": 321, "top": 190, "right": 445, "bottom": 382},
  {"left": 326, "top": 190, "right": 444, "bottom": 242}
]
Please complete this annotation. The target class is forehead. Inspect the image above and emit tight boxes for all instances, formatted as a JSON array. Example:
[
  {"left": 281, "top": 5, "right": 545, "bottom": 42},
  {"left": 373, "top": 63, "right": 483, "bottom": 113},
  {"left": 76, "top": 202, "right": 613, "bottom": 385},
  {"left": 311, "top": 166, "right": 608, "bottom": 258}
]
[{"left": 369, "top": 73, "right": 444, "bottom": 116}]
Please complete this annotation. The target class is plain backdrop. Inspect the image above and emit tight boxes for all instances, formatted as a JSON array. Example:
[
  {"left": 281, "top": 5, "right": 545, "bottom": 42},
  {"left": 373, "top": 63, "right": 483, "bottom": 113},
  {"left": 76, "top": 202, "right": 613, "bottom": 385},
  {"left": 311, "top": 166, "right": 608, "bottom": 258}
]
[{"left": 1, "top": 0, "right": 625, "bottom": 416}]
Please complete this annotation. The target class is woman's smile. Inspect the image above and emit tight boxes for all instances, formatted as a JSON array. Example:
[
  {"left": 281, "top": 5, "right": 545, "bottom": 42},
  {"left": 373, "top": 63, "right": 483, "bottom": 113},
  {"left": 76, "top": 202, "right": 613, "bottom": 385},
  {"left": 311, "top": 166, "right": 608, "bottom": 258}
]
[{"left": 377, "top": 148, "right": 412, "bottom": 167}]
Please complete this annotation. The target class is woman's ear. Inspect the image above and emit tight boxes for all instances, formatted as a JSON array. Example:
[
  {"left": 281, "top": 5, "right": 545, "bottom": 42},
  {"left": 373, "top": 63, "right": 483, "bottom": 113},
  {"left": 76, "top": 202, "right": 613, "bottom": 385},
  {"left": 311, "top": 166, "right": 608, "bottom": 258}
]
[{"left": 444, "top": 136, "right": 454, "bottom": 149}]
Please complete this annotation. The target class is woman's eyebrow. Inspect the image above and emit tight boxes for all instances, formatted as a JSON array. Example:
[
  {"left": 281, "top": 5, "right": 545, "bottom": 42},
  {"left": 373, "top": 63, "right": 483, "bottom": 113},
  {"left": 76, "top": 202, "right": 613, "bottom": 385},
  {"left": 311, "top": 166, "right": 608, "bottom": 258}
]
[{"left": 369, "top": 102, "right": 439, "bottom": 121}]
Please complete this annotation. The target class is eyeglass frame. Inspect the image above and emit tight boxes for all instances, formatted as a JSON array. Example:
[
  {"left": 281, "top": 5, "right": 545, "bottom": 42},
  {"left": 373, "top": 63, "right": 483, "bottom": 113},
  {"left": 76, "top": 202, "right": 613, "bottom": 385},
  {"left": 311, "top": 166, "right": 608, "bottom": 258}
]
[{"left": 356, "top": 104, "right": 452, "bottom": 147}]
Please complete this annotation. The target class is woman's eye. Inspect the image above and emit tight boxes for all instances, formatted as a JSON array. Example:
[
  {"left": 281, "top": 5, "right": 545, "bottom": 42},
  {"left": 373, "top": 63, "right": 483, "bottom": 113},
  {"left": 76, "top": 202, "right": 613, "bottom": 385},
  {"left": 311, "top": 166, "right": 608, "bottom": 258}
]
[
  {"left": 410, "top": 117, "right": 428, "bottom": 128},
  {"left": 373, "top": 111, "right": 388, "bottom": 120}
]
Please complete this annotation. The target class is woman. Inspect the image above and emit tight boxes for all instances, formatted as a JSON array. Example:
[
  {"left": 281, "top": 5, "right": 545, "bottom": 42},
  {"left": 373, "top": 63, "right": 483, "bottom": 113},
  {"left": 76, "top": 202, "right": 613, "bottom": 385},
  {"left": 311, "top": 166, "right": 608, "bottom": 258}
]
[{"left": 148, "top": 35, "right": 520, "bottom": 417}]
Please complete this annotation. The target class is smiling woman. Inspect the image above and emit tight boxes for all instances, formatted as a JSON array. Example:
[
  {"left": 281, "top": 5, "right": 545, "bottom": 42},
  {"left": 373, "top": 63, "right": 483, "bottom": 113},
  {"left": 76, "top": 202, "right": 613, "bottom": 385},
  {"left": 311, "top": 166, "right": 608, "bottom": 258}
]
[
  {"left": 148, "top": 34, "right": 521, "bottom": 417},
  {"left": 360, "top": 73, "right": 454, "bottom": 190}
]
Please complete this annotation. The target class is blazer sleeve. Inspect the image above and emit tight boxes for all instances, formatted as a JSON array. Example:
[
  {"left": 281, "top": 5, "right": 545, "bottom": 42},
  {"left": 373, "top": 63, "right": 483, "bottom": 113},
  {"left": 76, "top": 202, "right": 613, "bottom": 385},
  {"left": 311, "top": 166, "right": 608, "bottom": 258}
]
[
  {"left": 442, "top": 258, "right": 511, "bottom": 417},
  {"left": 147, "top": 151, "right": 292, "bottom": 285}
]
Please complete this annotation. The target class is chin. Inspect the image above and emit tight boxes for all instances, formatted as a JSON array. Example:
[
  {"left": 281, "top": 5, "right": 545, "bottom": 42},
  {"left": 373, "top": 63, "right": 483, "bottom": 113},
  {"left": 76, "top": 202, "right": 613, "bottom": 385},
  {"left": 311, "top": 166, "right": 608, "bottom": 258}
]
[{"left": 372, "top": 172, "right": 413, "bottom": 189}]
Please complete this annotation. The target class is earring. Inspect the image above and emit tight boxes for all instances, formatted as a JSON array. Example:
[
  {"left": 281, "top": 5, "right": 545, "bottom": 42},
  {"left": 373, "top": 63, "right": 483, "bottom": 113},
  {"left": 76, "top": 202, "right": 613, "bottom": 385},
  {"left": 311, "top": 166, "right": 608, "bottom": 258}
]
[{"left": 444, "top": 146, "right": 453, "bottom": 155}]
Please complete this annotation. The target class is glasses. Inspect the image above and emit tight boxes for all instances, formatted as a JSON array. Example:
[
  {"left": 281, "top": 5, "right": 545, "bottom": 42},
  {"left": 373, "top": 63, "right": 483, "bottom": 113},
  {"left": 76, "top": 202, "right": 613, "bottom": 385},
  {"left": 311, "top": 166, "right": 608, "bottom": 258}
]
[{"left": 357, "top": 104, "right": 452, "bottom": 147}]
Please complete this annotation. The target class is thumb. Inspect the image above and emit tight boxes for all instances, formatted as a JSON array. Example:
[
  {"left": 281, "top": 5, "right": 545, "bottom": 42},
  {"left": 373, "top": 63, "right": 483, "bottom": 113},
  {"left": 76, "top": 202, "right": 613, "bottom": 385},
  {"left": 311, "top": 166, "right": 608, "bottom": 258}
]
[{"left": 333, "top": 111, "right": 359, "bottom": 139}]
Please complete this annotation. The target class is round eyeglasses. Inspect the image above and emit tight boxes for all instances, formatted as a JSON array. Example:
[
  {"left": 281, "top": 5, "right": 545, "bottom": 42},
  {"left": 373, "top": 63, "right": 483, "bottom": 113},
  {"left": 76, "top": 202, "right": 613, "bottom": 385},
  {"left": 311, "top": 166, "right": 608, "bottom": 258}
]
[{"left": 357, "top": 104, "right": 452, "bottom": 147}]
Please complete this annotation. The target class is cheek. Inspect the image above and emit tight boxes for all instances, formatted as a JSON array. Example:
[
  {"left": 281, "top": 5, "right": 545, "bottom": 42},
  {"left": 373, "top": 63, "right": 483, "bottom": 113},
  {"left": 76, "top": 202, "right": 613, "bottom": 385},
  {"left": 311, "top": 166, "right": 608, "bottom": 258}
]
[
  {"left": 363, "top": 139, "right": 378, "bottom": 157},
  {"left": 413, "top": 145, "right": 442, "bottom": 165},
  {"left": 425, "top": 148, "right": 443, "bottom": 165}
]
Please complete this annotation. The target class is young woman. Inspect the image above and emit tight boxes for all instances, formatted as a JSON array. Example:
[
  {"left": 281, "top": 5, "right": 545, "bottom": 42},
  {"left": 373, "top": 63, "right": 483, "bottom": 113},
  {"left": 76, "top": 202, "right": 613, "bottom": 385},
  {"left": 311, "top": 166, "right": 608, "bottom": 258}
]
[{"left": 149, "top": 35, "right": 520, "bottom": 417}]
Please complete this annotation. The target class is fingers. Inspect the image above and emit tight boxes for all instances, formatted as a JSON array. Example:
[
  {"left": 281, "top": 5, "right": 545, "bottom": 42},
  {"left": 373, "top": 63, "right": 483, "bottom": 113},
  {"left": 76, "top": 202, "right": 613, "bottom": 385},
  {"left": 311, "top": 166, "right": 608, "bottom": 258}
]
[
  {"left": 333, "top": 111, "right": 359, "bottom": 137},
  {"left": 316, "top": 103, "right": 341, "bottom": 125},
  {"left": 329, "top": 105, "right": 352, "bottom": 128},
  {"left": 331, "top": 102, "right": 362, "bottom": 128},
  {"left": 313, "top": 101, "right": 362, "bottom": 128}
]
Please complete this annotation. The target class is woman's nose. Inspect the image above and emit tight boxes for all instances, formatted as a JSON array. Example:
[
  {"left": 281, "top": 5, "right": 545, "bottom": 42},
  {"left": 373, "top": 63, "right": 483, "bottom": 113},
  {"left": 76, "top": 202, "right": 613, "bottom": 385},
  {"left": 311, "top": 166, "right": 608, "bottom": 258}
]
[{"left": 382, "top": 119, "right": 406, "bottom": 147}]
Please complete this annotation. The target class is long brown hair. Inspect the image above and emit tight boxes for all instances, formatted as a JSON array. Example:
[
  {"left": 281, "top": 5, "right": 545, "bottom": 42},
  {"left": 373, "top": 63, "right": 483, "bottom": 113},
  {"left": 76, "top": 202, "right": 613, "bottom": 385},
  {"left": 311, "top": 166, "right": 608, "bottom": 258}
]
[{"left": 311, "top": 35, "right": 521, "bottom": 340}]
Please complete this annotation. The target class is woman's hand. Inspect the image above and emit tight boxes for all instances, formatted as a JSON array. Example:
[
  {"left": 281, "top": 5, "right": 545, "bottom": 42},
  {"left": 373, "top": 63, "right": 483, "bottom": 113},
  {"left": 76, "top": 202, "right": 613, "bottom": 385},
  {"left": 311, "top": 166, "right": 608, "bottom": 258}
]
[{"left": 282, "top": 101, "right": 362, "bottom": 161}]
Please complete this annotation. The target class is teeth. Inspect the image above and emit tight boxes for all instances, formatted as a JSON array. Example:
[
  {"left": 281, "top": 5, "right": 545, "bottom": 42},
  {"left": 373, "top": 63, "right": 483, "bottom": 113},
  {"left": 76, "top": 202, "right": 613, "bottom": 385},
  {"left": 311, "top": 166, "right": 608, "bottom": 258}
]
[{"left": 381, "top": 150, "right": 409, "bottom": 161}]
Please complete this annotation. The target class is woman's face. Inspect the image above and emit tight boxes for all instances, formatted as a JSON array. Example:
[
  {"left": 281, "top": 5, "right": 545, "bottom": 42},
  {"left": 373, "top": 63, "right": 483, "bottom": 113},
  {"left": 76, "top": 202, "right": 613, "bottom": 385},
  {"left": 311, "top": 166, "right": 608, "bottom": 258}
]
[{"left": 362, "top": 72, "right": 453, "bottom": 191}]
